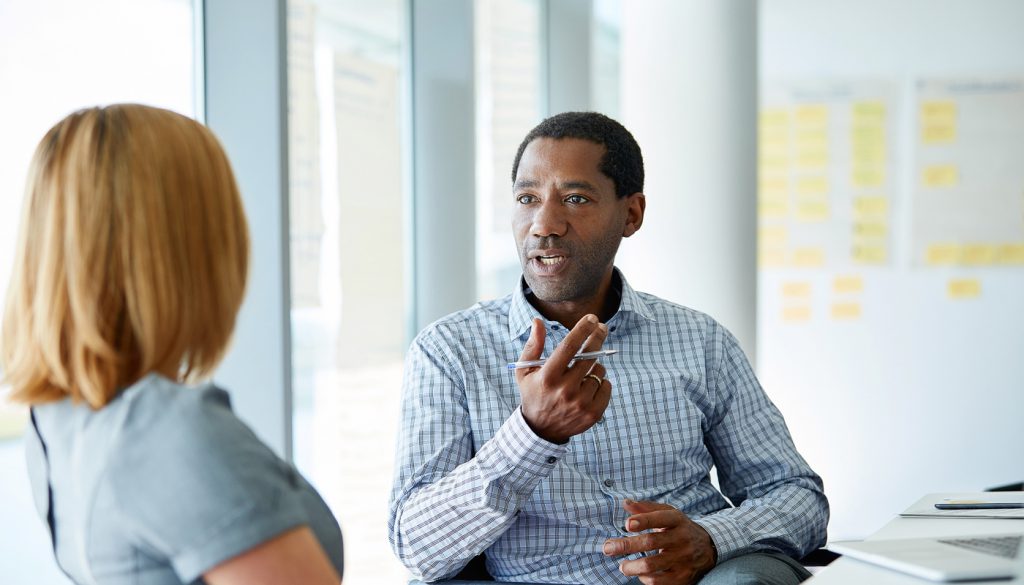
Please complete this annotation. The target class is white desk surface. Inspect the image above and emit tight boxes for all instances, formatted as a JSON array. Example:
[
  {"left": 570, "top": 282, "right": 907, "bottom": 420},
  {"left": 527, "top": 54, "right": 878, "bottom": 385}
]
[{"left": 807, "top": 493, "right": 1024, "bottom": 584}]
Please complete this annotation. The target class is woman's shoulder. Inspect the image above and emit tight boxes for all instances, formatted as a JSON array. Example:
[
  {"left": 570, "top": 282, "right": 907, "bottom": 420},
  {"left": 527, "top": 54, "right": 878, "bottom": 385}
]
[{"left": 111, "top": 374, "right": 272, "bottom": 479}]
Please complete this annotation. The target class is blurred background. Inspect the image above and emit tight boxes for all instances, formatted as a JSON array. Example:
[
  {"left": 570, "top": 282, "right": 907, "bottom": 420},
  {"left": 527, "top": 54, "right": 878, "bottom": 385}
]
[{"left": 1, "top": 1, "right": 1021, "bottom": 583}]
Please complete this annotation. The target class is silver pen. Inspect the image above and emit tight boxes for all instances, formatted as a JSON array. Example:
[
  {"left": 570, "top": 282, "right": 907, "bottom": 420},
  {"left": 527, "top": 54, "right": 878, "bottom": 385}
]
[{"left": 507, "top": 349, "right": 618, "bottom": 370}]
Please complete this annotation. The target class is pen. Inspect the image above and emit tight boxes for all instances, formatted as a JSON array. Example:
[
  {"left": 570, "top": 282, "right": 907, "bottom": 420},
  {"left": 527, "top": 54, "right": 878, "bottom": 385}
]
[
  {"left": 934, "top": 501, "right": 1024, "bottom": 510},
  {"left": 507, "top": 349, "right": 618, "bottom": 370}
]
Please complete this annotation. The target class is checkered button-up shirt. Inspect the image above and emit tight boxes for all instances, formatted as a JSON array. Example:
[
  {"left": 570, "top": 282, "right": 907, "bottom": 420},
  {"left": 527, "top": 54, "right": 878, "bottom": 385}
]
[{"left": 388, "top": 270, "right": 828, "bottom": 584}]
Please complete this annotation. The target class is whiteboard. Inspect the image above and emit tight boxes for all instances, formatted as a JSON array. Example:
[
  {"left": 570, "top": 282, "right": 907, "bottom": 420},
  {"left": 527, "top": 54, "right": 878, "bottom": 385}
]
[{"left": 759, "top": 0, "right": 1024, "bottom": 540}]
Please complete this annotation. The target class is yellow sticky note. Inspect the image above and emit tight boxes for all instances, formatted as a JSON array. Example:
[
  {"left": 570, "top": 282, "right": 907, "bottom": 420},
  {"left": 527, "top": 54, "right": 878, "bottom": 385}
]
[
  {"left": 854, "top": 196, "right": 889, "bottom": 217},
  {"left": 922, "top": 165, "right": 958, "bottom": 188},
  {"left": 759, "top": 176, "right": 788, "bottom": 197},
  {"left": 853, "top": 101, "right": 886, "bottom": 121},
  {"left": 797, "top": 200, "right": 830, "bottom": 222},
  {"left": 782, "top": 305, "right": 812, "bottom": 322},
  {"left": 961, "top": 244, "right": 996, "bottom": 266},
  {"left": 922, "top": 124, "right": 956, "bottom": 144},
  {"left": 782, "top": 281, "right": 812, "bottom": 298},
  {"left": 927, "top": 243, "right": 961, "bottom": 265},
  {"left": 920, "top": 101, "right": 957, "bottom": 123},
  {"left": 833, "top": 275, "right": 864, "bottom": 294},
  {"left": 796, "top": 176, "right": 829, "bottom": 196},
  {"left": 759, "top": 131, "right": 789, "bottom": 152},
  {"left": 759, "top": 248, "right": 786, "bottom": 268},
  {"left": 795, "top": 104, "right": 828, "bottom": 128},
  {"left": 759, "top": 152, "right": 789, "bottom": 173},
  {"left": 852, "top": 166, "right": 886, "bottom": 188},
  {"left": 851, "top": 143, "right": 886, "bottom": 166},
  {"left": 796, "top": 148, "right": 828, "bottom": 170},
  {"left": 759, "top": 109, "right": 789, "bottom": 127},
  {"left": 996, "top": 243, "right": 1024, "bottom": 265},
  {"left": 831, "top": 302, "right": 862, "bottom": 320},
  {"left": 853, "top": 221, "right": 887, "bottom": 239},
  {"left": 759, "top": 198, "right": 789, "bottom": 219},
  {"left": 948, "top": 279, "right": 981, "bottom": 299},
  {"left": 758, "top": 225, "right": 788, "bottom": 246},
  {"left": 852, "top": 244, "right": 887, "bottom": 264},
  {"left": 851, "top": 125, "right": 885, "bottom": 144},
  {"left": 793, "top": 247, "right": 826, "bottom": 267},
  {"left": 795, "top": 128, "right": 828, "bottom": 148}
]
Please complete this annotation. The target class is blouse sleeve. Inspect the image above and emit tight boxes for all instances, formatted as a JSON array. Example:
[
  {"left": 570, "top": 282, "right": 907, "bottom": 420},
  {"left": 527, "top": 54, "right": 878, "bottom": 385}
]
[{"left": 107, "top": 384, "right": 312, "bottom": 583}]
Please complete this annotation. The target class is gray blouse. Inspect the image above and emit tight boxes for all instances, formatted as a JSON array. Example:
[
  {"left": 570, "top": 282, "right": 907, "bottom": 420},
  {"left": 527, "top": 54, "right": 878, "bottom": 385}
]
[{"left": 25, "top": 374, "right": 344, "bottom": 584}]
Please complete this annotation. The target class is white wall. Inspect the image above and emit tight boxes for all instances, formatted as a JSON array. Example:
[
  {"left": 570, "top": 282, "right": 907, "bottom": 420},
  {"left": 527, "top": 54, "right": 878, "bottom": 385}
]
[{"left": 760, "top": 0, "right": 1024, "bottom": 539}]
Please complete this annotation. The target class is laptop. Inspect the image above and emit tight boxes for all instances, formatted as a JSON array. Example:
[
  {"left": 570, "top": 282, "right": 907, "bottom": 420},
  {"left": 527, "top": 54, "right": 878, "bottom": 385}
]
[{"left": 828, "top": 533, "right": 1022, "bottom": 582}]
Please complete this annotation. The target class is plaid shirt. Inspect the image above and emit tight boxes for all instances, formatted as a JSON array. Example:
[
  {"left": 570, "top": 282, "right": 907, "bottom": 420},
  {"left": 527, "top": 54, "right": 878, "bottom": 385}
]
[{"left": 389, "top": 270, "right": 828, "bottom": 584}]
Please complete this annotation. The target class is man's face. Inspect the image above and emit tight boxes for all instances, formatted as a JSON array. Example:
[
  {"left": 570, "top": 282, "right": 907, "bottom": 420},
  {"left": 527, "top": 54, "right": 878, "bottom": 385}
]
[{"left": 512, "top": 137, "right": 642, "bottom": 304}]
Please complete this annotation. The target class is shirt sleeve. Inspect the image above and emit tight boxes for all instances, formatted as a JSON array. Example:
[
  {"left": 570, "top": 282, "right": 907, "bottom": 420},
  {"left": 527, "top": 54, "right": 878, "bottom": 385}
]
[
  {"left": 691, "top": 323, "right": 830, "bottom": 563},
  {"left": 107, "top": 386, "right": 314, "bottom": 583},
  {"left": 388, "top": 330, "right": 566, "bottom": 582}
]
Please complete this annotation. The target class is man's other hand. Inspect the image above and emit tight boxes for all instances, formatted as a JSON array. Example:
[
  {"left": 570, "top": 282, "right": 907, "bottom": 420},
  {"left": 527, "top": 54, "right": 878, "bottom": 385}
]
[
  {"left": 602, "top": 499, "right": 717, "bottom": 585},
  {"left": 516, "top": 315, "right": 611, "bottom": 444}
]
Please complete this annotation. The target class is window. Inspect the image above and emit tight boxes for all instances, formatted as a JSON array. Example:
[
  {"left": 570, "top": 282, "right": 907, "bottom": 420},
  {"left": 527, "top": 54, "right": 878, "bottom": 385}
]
[
  {"left": 286, "top": 1, "right": 408, "bottom": 582},
  {"left": 0, "top": 2, "right": 196, "bottom": 581},
  {"left": 474, "top": 0, "right": 545, "bottom": 300}
]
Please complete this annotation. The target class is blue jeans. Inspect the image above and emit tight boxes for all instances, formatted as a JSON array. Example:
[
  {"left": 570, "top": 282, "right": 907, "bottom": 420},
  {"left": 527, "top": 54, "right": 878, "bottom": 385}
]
[
  {"left": 623, "top": 551, "right": 810, "bottom": 585},
  {"left": 413, "top": 552, "right": 810, "bottom": 585}
]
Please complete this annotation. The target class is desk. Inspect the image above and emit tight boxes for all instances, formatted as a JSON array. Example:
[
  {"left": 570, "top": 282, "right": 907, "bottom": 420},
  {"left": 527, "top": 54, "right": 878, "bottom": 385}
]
[{"left": 808, "top": 493, "right": 1024, "bottom": 584}]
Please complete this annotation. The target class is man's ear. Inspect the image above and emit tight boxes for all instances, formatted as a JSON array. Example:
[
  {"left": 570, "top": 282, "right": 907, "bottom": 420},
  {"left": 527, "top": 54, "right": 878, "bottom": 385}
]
[{"left": 622, "top": 193, "right": 645, "bottom": 237}]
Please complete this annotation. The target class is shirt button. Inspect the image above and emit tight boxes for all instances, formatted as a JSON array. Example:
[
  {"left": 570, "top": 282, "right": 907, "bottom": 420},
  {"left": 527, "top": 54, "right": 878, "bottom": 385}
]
[
  {"left": 603, "top": 479, "right": 614, "bottom": 488},
  {"left": 597, "top": 417, "right": 605, "bottom": 425},
  {"left": 546, "top": 456, "right": 557, "bottom": 464}
]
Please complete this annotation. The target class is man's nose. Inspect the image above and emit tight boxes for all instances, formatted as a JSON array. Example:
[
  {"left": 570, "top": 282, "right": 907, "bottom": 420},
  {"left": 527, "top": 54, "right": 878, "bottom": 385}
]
[{"left": 531, "top": 197, "right": 567, "bottom": 238}]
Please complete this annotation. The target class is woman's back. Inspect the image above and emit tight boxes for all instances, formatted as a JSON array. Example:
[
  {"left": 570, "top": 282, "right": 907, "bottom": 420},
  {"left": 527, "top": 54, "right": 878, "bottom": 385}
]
[{"left": 27, "top": 374, "right": 344, "bottom": 584}]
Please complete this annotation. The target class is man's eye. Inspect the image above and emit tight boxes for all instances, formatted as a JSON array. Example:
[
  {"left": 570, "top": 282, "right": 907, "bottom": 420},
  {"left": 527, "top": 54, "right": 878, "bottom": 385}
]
[
  {"left": 566, "top": 194, "right": 589, "bottom": 204},
  {"left": 516, "top": 194, "right": 537, "bottom": 204}
]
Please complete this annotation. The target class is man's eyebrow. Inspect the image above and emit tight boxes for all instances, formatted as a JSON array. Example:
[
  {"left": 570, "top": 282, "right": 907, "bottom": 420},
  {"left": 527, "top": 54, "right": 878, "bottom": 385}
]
[
  {"left": 559, "top": 180, "right": 597, "bottom": 192},
  {"left": 513, "top": 179, "right": 540, "bottom": 191}
]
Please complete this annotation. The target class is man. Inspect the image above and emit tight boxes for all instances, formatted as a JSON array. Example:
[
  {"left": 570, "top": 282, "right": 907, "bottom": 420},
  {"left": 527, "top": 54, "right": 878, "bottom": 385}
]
[{"left": 389, "top": 112, "right": 828, "bottom": 585}]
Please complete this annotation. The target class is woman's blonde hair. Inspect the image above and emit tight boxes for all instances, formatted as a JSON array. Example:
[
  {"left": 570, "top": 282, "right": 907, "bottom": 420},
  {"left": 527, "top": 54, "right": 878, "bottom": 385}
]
[{"left": 2, "top": 104, "right": 249, "bottom": 408}]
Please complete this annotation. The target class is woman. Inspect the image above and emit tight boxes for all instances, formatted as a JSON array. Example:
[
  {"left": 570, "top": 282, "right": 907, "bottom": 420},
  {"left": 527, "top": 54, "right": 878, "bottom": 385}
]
[{"left": 2, "top": 104, "right": 343, "bottom": 584}]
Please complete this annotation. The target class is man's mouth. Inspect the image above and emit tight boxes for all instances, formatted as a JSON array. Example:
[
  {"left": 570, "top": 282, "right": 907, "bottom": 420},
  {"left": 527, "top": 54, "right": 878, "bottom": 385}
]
[{"left": 536, "top": 255, "right": 565, "bottom": 266}]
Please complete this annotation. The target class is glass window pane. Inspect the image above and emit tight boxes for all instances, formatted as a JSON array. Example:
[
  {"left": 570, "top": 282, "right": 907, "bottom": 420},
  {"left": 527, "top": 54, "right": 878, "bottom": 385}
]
[
  {"left": 286, "top": 1, "right": 407, "bottom": 583},
  {"left": 474, "top": 0, "right": 544, "bottom": 300},
  {"left": 0, "top": 1, "right": 196, "bottom": 582}
]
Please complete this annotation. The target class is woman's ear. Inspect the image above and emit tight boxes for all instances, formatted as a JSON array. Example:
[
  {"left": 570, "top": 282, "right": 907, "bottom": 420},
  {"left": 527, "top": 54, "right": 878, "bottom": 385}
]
[{"left": 623, "top": 193, "right": 646, "bottom": 237}]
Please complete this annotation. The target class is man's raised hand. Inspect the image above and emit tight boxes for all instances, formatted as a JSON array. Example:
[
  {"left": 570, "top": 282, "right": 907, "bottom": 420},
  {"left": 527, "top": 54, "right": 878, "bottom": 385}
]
[{"left": 516, "top": 315, "right": 612, "bottom": 444}]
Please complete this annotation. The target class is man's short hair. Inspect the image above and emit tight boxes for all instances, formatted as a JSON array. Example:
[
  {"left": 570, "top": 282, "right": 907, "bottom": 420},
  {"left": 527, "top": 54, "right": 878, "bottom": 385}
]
[{"left": 511, "top": 111, "right": 644, "bottom": 198}]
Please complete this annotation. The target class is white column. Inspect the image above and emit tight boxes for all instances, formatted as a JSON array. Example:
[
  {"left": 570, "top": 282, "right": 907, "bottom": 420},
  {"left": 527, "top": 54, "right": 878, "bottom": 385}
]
[
  {"left": 616, "top": 0, "right": 758, "bottom": 359},
  {"left": 408, "top": 0, "right": 477, "bottom": 334},
  {"left": 204, "top": 0, "right": 293, "bottom": 459},
  {"left": 544, "top": 0, "right": 593, "bottom": 115}
]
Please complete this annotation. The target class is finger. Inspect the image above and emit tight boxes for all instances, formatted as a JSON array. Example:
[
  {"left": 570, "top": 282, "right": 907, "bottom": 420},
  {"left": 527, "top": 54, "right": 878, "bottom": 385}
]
[
  {"left": 603, "top": 531, "right": 674, "bottom": 556},
  {"left": 584, "top": 362, "right": 606, "bottom": 380},
  {"left": 625, "top": 510, "right": 684, "bottom": 532},
  {"left": 567, "top": 321, "right": 609, "bottom": 376},
  {"left": 578, "top": 321, "right": 609, "bottom": 354},
  {"left": 592, "top": 375, "right": 612, "bottom": 413},
  {"left": 515, "top": 319, "right": 546, "bottom": 382},
  {"left": 618, "top": 552, "right": 675, "bottom": 577},
  {"left": 623, "top": 499, "right": 676, "bottom": 514},
  {"left": 543, "top": 314, "right": 600, "bottom": 373}
]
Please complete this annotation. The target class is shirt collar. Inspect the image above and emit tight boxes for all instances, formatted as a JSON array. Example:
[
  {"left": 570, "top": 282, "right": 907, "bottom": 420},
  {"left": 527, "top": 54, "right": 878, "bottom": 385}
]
[{"left": 507, "top": 267, "right": 656, "bottom": 341}]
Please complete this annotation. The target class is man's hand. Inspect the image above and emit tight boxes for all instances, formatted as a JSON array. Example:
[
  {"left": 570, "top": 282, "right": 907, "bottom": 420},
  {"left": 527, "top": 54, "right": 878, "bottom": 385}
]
[
  {"left": 602, "top": 500, "right": 717, "bottom": 585},
  {"left": 516, "top": 315, "right": 611, "bottom": 444}
]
